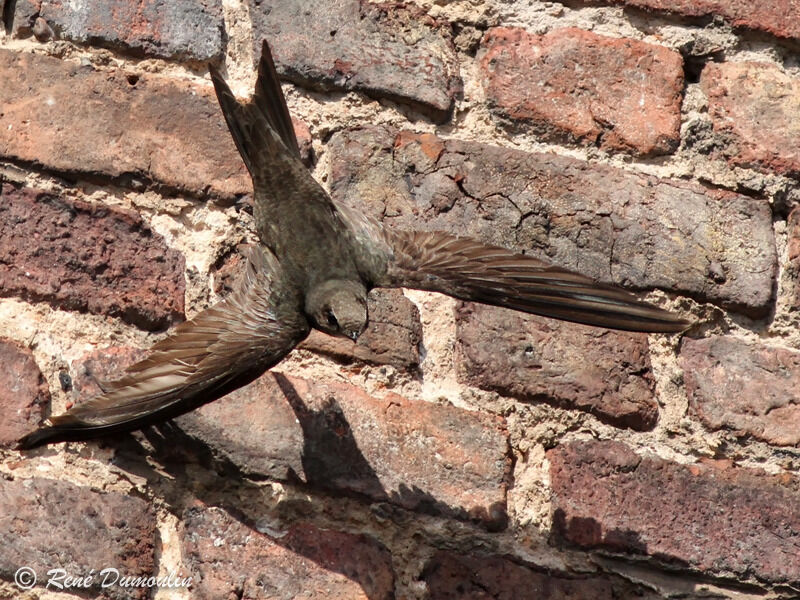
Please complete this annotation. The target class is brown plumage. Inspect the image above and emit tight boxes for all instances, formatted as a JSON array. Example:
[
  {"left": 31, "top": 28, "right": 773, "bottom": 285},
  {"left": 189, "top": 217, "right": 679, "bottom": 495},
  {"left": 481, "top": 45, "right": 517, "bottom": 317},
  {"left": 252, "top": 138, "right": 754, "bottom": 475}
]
[{"left": 17, "top": 41, "right": 691, "bottom": 450}]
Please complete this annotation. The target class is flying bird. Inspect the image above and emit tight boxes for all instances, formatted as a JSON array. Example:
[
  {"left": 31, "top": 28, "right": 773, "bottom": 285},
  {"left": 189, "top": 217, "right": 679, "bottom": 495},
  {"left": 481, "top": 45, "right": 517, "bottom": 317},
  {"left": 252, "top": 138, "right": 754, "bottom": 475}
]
[{"left": 17, "top": 42, "right": 691, "bottom": 450}]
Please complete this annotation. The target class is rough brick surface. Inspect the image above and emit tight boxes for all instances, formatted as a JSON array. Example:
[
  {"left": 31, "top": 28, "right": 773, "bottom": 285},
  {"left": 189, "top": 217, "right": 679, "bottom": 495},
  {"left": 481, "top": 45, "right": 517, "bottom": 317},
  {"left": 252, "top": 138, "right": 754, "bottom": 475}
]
[
  {"left": 481, "top": 27, "right": 683, "bottom": 156},
  {"left": 701, "top": 62, "right": 800, "bottom": 177},
  {"left": 549, "top": 440, "right": 800, "bottom": 584},
  {"left": 0, "top": 339, "right": 49, "bottom": 448},
  {"left": 175, "top": 372, "right": 509, "bottom": 527},
  {"left": 182, "top": 506, "right": 394, "bottom": 600},
  {"left": 328, "top": 126, "right": 777, "bottom": 316},
  {"left": 422, "top": 551, "right": 649, "bottom": 600},
  {"left": 0, "top": 477, "right": 156, "bottom": 599},
  {"left": 682, "top": 336, "right": 800, "bottom": 446},
  {"left": 589, "top": 0, "right": 800, "bottom": 43},
  {"left": 249, "top": 0, "right": 461, "bottom": 120},
  {"left": 0, "top": 184, "right": 185, "bottom": 331},
  {"left": 457, "top": 304, "right": 657, "bottom": 430},
  {"left": 300, "top": 288, "right": 422, "bottom": 369},
  {"left": 0, "top": 49, "right": 250, "bottom": 200},
  {"left": 29, "top": 0, "right": 224, "bottom": 61}
]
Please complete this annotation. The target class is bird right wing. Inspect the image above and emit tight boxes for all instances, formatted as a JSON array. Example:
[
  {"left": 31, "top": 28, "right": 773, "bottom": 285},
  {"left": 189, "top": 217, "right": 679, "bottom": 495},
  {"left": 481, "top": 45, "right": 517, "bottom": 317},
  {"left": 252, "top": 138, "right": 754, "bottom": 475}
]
[
  {"left": 379, "top": 229, "right": 692, "bottom": 333},
  {"left": 17, "top": 247, "right": 309, "bottom": 449}
]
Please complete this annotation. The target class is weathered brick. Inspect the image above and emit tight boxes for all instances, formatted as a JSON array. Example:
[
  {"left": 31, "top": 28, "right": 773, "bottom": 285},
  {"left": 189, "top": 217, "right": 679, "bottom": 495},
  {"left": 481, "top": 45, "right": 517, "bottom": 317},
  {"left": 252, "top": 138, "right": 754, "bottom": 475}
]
[
  {"left": 15, "top": 0, "right": 225, "bottom": 61},
  {"left": 249, "top": 0, "right": 462, "bottom": 120},
  {"left": 66, "top": 345, "right": 508, "bottom": 526},
  {"left": 583, "top": 0, "right": 800, "bottom": 43},
  {"left": 0, "top": 477, "right": 156, "bottom": 599},
  {"left": 422, "top": 551, "right": 650, "bottom": 600},
  {"left": 481, "top": 27, "right": 683, "bottom": 156},
  {"left": 457, "top": 304, "right": 657, "bottom": 430},
  {"left": 0, "top": 49, "right": 250, "bottom": 200},
  {"left": 0, "top": 183, "right": 185, "bottom": 331},
  {"left": 682, "top": 336, "right": 800, "bottom": 446},
  {"left": 0, "top": 339, "right": 48, "bottom": 448},
  {"left": 182, "top": 372, "right": 508, "bottom": 527},
  {"left": 549, "top": 440, "right": 800, "bottom": 584},
  {"left": 701, "top": 61, "right": 800, "bottom": 177},
  {"left": 181, "top": 505, "right": 394, "bottom": 600},
  {"left": 328, "top": 126, "right": 777, "bottom": 316},
  {"left": 300, "top": 288, "right": 422, "bottom": 369}
]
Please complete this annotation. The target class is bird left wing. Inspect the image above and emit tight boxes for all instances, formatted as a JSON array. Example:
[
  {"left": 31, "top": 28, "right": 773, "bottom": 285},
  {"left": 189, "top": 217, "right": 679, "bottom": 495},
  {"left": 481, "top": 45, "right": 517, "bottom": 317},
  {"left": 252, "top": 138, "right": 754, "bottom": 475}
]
[
  {"left": 378, "top": 229, "right": 691, "bottom": 333},
  {"left": 17, "top": 246, "right": 309, "bottom": 449}
]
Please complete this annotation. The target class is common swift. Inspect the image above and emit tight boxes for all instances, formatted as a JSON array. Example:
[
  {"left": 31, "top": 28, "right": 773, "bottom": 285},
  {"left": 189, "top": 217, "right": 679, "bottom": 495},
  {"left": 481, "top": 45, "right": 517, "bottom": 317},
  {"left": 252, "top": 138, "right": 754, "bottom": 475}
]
[{"left": 18, "top": 42, "right": 691, "bottom": 449}]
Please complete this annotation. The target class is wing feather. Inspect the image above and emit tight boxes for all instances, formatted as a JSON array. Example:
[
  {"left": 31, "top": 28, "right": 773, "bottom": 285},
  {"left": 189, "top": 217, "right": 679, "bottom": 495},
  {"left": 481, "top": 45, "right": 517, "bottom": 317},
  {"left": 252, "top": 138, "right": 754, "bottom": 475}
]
[
  {"left": 379, "top": 229, "right": 691, "bottom": 333},
  {"left": 18, "top": 247, "right": 309, "bottom": 449}
]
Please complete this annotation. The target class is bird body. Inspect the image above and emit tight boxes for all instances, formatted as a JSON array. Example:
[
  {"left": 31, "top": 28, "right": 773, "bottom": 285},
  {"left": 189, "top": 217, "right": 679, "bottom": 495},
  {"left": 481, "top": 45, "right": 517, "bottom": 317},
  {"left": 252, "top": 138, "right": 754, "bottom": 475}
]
[{"left": 17, "top": 41, "right": 691, "bottom": 450}]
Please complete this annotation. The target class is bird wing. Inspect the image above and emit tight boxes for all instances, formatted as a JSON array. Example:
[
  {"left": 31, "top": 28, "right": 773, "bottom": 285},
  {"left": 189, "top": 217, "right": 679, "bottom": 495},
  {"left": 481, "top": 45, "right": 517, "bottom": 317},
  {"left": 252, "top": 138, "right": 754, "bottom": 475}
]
[
  {"left": 18, "top": 246, "right": 309, "bottom": 449},
  {"left": 377, "top": 229, "right": 691, "bottom": 333}
]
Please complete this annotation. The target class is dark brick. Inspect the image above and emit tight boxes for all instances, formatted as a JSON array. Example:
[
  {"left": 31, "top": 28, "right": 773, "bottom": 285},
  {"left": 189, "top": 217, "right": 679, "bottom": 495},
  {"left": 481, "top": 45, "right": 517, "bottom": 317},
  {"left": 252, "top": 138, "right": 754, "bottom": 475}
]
[
  {"left": 457, "top": 304, "right": 657, "bottom": 430},
  {"left": 682, "top": 335, "right": 800, "bottom": 446},
  {"left": 182, "top": 505, "right": 394, "bottom": 600},
  {"left": 0, "top": 49, "right": 250, "bottom": 200},
  {"left": 549, "top": 440, "right": 800, "bottom": 584},
  {"left": 21, "top": 0, "right": 225, "bottom": 61},
  {"left": 0, "top": 477, "right": 156, "bottom": 599},
  {"left": 481, "top": 27, "right": 683, "bottom": 156},
  {"left": 328, "top": 126, "right": 777, "bottom": 316},
  {"left": 249, "top": 0, "right": 462, "bottom": 120},
  {"left": 300, "top": 288, "right": 422, "bottom": 369},
  {"left": 0, "top": 184, "right": 185, "bottom": 331},
  {"left": 701, "top": 61, "right": 800, "bottom": 177},
  {"left": 422, "top": 551, "right": 649, "bottom": 600},
  {"left": 0, "top": 339, "right": 48, "bottom": 448},
  {"left": 583, "top": 0, "right": 800, "bottom": 43}
]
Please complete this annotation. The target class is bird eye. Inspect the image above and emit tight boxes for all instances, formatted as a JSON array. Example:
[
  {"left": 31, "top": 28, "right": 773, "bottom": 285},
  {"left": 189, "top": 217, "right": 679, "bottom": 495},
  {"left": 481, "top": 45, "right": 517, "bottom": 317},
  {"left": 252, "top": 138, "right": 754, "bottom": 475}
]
[{"left": 324, "top": 308, "right": 338, "bottom": 328}]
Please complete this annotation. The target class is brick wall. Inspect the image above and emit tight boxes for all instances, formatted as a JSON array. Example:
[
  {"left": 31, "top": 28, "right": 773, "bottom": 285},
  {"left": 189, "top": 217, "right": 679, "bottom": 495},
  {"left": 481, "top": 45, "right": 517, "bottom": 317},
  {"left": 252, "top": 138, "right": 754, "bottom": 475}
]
[{"left": 1, "top": 1, "right": 799, "bottom": 599}]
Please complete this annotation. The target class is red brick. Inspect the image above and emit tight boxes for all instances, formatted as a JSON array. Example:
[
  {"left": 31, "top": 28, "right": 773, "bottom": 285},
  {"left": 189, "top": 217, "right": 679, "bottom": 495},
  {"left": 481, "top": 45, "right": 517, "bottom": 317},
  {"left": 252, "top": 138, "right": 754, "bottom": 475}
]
[
  {"left": 701, "top": 61, "right": 800, "bottom": 177},
  {"left": 549, "top": 440, "right": 800, "bottom": 584},
  {"left": 0, "top": 183, "right": 185, "bottom": 331},
  {"left": 584, "top": 0, "right": 800, "bottom": 43},
  {"left": 0, "top": 49, "right": 250, "bottom": 201},
  {"left": 328, "top": 126, "right": 776, "bottom": 316},
  {"left": 457, "top": 304, "right": 657, "bottom": 430},
  {"left": 178, "top": 372, "right": 509, "bottom": 528},
  {"left": 0, "top": 477, "right": 156, "bottom": 599},
  {"left": 249, "top": 0, "right": 462, "bottom": 121},
  {"left": 481, "top": 27, "right": 683, "bottom": 156},
  {"left": 682, "top": 336, "right": 800, "bottom": 446},
  {"left": 12, "top": 0, "right": 224, "bottom": 61},
  {"left": 181, "top": 506, "right": 394, "bottom": 600},
  {"left": 0, "top": 339, "right": 49, "bottom": 448},
  {"left": 422, "top": 551, "right": 649, "bottom": 600}
]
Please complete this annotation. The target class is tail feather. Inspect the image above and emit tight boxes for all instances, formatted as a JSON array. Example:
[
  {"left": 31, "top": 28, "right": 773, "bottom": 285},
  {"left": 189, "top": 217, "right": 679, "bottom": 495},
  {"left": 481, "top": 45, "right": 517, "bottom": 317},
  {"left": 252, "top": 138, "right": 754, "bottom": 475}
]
[{"left": 209, "top": 40, "right": 300, "bottom": 178}]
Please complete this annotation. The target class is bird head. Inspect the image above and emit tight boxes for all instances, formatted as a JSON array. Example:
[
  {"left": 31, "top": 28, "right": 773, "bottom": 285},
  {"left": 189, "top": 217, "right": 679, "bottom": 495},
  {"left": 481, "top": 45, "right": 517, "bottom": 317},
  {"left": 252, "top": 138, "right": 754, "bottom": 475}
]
[{"left": 306, "top": 280, "right": 368, "bottom": 341}]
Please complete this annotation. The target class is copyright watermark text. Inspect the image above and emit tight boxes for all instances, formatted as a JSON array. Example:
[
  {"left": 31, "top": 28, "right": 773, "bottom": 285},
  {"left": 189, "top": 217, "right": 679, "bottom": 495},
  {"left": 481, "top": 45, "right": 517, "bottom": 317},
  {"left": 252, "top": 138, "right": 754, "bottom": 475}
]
[{"left": 13, "top": 566, "right": 192, "bottom": 591}]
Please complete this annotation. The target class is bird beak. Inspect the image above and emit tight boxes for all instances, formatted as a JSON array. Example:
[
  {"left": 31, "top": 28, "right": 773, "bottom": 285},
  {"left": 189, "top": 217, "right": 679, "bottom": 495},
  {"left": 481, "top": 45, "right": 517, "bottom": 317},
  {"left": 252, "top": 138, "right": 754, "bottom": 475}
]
[{"left": 348, "top": 331, "right": 360, "bottom": 341}]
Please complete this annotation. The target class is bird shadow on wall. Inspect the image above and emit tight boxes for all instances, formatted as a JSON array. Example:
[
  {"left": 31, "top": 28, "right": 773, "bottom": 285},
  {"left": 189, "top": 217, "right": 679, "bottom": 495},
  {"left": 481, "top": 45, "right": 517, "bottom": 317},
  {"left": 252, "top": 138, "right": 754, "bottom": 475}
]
[{"left": 103, "top": 372, "right": 505, "bottom": 598}]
